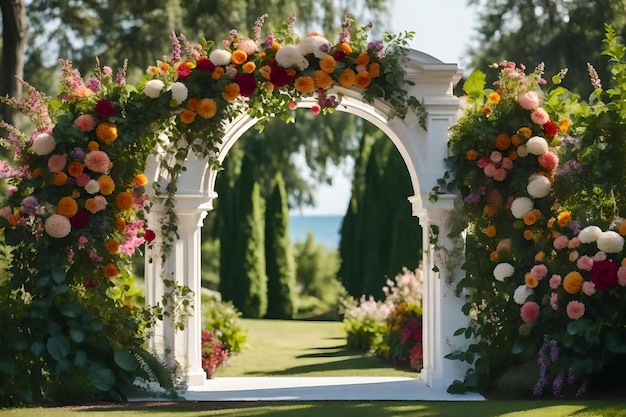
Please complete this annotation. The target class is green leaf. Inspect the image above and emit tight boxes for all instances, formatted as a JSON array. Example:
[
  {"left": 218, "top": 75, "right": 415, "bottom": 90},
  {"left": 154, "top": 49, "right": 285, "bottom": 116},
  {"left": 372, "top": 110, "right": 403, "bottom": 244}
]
[
  {"left": 70, "top": 328, "right": 86, "bottom": 343},
  {"left": 114, "top": 349, "right": 139, "bottom": 372},
  {"left": 88, "top": 365, "right": 116, "bottom": 392},
  {"left": 463, "top": 70, "right": 486, "bottom": 100},
  {"left": 30, "top": 342, "right": 46, "bottom": 357},
  {"left": 567, "top": 318, "right": 591, "bottom": 336},
  {"left": 51, "top": 268, "right": 66, "bottom": 283},
  {"left": 47, "top": 335, "right": 70, "bottom": 361},
  {"left": 74, "top": 350, "right": 88, "bottom": 368}
]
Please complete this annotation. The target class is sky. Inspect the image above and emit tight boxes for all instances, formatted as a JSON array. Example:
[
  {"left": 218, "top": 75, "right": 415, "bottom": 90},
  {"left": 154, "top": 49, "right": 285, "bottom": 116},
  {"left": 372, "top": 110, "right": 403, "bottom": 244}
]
[{"left": 293, "top": 0, "right": 478, "bottom": 216}]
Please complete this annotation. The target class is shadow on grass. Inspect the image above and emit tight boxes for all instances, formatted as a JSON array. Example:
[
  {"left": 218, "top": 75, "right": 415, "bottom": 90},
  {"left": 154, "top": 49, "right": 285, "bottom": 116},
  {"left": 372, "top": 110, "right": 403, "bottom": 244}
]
[{"left": 261, "top": 355, "right": 412, "bottom": 376}]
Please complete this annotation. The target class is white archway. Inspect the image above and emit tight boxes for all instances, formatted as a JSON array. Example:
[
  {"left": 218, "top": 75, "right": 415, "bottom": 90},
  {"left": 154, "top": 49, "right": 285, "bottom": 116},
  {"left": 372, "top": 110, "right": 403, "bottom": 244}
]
[{"left": 143, "top": 49, "right": 470, "bottom": 389}]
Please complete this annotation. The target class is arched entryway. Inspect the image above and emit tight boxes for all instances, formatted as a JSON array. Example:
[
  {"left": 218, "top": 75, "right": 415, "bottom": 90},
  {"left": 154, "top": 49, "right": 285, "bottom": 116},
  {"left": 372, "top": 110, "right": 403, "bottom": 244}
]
[{"left": 143, "top": 49, "right": 469, "bottom": 390}]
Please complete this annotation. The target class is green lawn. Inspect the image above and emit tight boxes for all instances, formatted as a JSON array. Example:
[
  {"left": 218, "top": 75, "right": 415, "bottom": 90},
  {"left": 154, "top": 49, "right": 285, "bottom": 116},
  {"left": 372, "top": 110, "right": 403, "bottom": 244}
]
[
  {"left": 2, "top": 319, "right": 626, "bottom": 416},
  {"left": 215, "top": 318, "right": 417, "bottom": 378}
]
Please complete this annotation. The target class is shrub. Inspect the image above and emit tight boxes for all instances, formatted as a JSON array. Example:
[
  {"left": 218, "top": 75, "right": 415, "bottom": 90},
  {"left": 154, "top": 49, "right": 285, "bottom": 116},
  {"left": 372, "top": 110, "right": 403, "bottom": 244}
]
[
  {"left": 201, "top": 292, "right": 248, "bottom": 354},
  {"left": 201, "top": 330, "right": 229, "bottom": 379}
]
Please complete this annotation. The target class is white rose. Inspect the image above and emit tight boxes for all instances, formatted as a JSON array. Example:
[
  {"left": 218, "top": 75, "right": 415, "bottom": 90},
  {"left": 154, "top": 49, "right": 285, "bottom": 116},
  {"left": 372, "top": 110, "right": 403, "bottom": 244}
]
[
  {"left": 209, "top": 49, "right": 232, "bottom": 66},
  {"left": 276, "top": 45, "right": 309, "bottom": 70},
  {"left": 168, "top": 82, "right": 188, "bottom": 105},
  {"left": 526, "top": 136, "right": 549, "bottom": 155},
  {"left": 84, "top": 179, "right": 100, "bottom": 194},
  {"left": 511, "top": 197, "right": 533, "bottom": 219},
  {"left": 527, "top": 175, "right": 551, "bottom": 198},
  {"left": 513, "top": 285, "right": 534, "bottom": 305},
  {"left": 517, "top": 145, "right": 529, "bottom": 158},
  {"left": 578, "top": 225, "right": 603, "bottom": 243},
  {"left": 144, "top": 79, "right": 165, "bottom": 98},
  {"left": 597, "top": 231, "right": 625, "bottom": 253},
  {"left": 31, "top": 132, "right": 56, "bottom": 155},
  {"left": 493, "top": 263, "right": 514, "bottom": 282}
]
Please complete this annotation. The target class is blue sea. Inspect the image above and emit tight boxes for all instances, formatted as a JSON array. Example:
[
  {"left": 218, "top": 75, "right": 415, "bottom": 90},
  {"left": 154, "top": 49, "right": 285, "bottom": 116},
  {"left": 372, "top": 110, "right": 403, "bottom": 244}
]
[{"left": 289, "top": 215, "right": 343, "bottom": 249}]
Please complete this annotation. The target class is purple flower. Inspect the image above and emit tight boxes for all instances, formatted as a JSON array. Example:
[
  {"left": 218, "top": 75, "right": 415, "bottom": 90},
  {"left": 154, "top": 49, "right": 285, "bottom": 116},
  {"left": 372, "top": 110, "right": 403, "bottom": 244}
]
[
  {"left": 552, "top": 374, "right": 565, "bottom": 397},
  {"left": 70, "top": 147, "right": 85, "bottom": 161},
  {"left": 85, "top": 76, "right": 101, "bottom": 92},
  {"left": 367, "top": 39, "right": 384, "bottom": 57},
  {"left": 20, "top": 196, "right": 39, "bottom": 216},
  {"left": 320, "top": 43, "right": 330, "bottom": 53}
]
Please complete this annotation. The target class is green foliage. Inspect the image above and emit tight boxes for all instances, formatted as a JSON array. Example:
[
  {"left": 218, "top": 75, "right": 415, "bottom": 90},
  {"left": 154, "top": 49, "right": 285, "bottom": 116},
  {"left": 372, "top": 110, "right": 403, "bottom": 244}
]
[
  {"left": 201, "top": 293, "right": 248, "bottom": 354},
  {"left": 264, "top": 172, "right": 297, "bottom": 319}
]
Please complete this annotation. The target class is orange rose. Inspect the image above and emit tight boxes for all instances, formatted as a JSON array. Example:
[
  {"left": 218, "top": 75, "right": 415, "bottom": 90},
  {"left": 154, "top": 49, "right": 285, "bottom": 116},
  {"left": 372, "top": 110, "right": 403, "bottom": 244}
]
[
  {"left": 53, "top": 172, "right": 68, "bottom": 186},
  {"left": 518, "top": 127, "right": 532, "bottom": 139},
  {"left": 212, "top": 67, "right": 224, "bottom": 80},
  {"left": 187, "top": 97, "right": 199, "bottom": 111},
  {"left": 563, "top": 271, "right": 584, "bottom": 294},
  {"left": 95, "top": 122, "right": 118, "bottom": 145},
  {"left": 85, "top": 198, "right": 99, "bottom": 214},
  {"left": 242, "top": 61, "right": 256, "bottom": 74},
  {"left": 488, "top": 92, "right": 501, "bottom": 104},
  {"left": 97, "top": 175, "right": 115, "bottom": 195},
  {"left": 525, "top": 273, "right": 538, "bottom": 288},
  {"left": 368, "top": 63, "right": 380, "bottom": 78},
  {"left": 31, "top": 167, "right": 43, "bottom": 178},
  {"left": 115, "top": 217, "right": 127, "bottom": 232},
  {"left": 319, "top": 55, "right": 336, "bottom": 73},
  {"left": 56, "top": 196, "right": 78, "bottom": 218},
  {"left": 355, "top": 71, "right": 371, "bottom": 88},
  {"left": 356, "top": 53, "right": 370, "bottom": 66},
  {"left": 197, "top": 98, "right": 217, "bottom": 119},
  {"left": 103, "top": 263, "right": 119, "bottom": 278},
  {"left": 231, "top": 49, "right": 248, "bottom": 65},
  {"left": 481, "top": 106, "right": 492, "bottom": 115},
  {"left": 314, "top": 70, "right": 333, "bottom": 90},
  {"left": 259, "top": 65, "right": 271, "bottom": 79},
  {"left": 88, "top": 141, "right": 99, "bottom": 151},
  {"left": 67, "top": 161, "right": 84, "bottom": 177},
  {"left": 557, "top": 211, "right": 571, "bottom": 227},
  {"left": 339, "top": 42, "right": 352, "bottom": 54},
  {"left": 485, "top": 225, "right": 497, "bottom": 238},
  {"left": 338, "top": 69, "right": 356, "bottom": 88},
  {"left": 221, "top": 83, "right": 240, "bottom": 102},
  {"left": 495, "top": 134, "right": 511, "bottom": 150},
  {"left": 466, "top": 149, "right": 478, "bottom": 161},
  {"left": 510, "top": 134, "right": 521, "bottom": 146},
  {"left": 115, "top": 192, "right": 134, "bottom": 211},
  {"left": 179, "top": 109, "right": 196, "bottom": 124},
  {"left": 135, "top": 174, "right": 148, "bottom": 186},
  {"left": 294, "top": 76, "right": 315, "bottom": 94},
  {"left": 619, "top": 220, "right": 626, "bottom": 236},
  {"left": 105, "top": 239, "right": 120, "bottom": 254}
]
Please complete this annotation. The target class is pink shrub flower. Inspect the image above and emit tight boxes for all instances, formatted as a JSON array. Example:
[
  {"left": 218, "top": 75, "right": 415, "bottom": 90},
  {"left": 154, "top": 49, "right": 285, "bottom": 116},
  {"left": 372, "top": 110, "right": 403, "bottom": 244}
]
[
  {"left": 576, "top": 255, "right": 594, "bottom": 271},
  {"left": 48, "top": 154, "right": 67, "bottom": 172},
  {"left": 44, "top": 214, "right": 71, "bottom": 238},
  {"left": 593, "top": 251, "right": 607, "bottom": 262},
  {"left": 569, "top": 250, "right": 579, "bottom": 262},
  {"left": 490, "top": 151, "right": 503, "bottom": 164},
  {"left": 566, "top": 300, "right": 585, "bottom": 320},
  {"left": 568, "top": 237, "right": 581, "bottom": 249},
  {"left": 553, "top": 235, "right": 569, "bottom": 250},
  {"left": 550, "top": 292, "right": 559, "bottom": 310},
  {"left": 530, "top": 264, "right": 548, "bottom": 280},
  {"left": 520, "top": 301, "right": 540, "bottom": 323},
  {"left": 493, "top": 168, "right": 507, "bottom": 181},
  {"left": 84, "top": 150, "right": 111, "bottom": 173},
  {"left": 538, "top": 151, "right": 559, "bottom": 172},
  {"left": 484, "top": 163, "right": 497, "bottom": 177},
  {"left": 549, "top": 274, "right": 562, "bottom": 289},
  {"left": 518, "top": 91, "right": 540, "bottom": 110},
  {"left": 582, "top": 281, "right": 596, "bottom": 296},
  {"left": 618, "top": 266, "right": 626, "bottom": 286},
  {"left": 74, "top": 114, "right": 97, "bottom": 132}
]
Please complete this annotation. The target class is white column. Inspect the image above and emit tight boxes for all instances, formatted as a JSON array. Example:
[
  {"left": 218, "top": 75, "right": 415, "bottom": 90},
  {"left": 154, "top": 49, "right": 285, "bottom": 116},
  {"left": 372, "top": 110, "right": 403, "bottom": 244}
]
[{"left": 414, "top": 195, "right": 470, "bottom": 389}]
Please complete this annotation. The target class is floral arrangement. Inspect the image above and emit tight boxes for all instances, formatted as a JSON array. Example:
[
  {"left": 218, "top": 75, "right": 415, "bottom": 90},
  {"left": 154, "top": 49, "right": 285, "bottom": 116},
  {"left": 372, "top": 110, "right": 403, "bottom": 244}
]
[
  {"left": 438, "top": 25, "right": 626, "bottom": 397},
  {"left": 342, "top": 267, "right": 423, "bottom": 371},
  {"left": 200, "top": 330, "right": 229, "bottom": 379},
  {"left": 0, "top": 12, "right": 423, "bottom": 405}
]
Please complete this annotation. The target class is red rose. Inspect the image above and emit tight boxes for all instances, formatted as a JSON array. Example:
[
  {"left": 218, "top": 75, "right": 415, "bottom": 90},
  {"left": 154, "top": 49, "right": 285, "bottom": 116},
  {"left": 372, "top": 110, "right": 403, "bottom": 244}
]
[
  {"left": 69, "top": 209, "right": 89, "bottom": 229},
  {"left": 590, "top": 259, "right": 618, "bottom": 290},
  {"left": 269, "top": 66, "right": 291, "bottom": 87},
  {"left": 235, "top": 74, "right": 257, "bottom": 97},
  {"left": 196, "top": 58, "right": 215, "bottom": 72},
  {"left": 144, "top": 229, "right": 156, "bottom": 242},
  {"left": 94, "top": 99, "right": 115, "bottom": 118},
  {"left": 333, "top": 50, "right": 346, "bottom": 62},
  {"left": 177, "top": 65, "right": 192, "bottom": 80},
  {"left": 543, "top": 121, "right": 558, "bottom": 137}
]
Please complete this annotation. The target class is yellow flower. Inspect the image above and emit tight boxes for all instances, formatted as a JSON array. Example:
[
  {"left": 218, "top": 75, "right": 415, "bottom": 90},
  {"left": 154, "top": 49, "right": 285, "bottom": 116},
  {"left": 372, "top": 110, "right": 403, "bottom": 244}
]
[
  {"left": 483, "top": 205, "right": 498, "bottom": 217},
  {"left": 212, "top": 67, "right": 224, "bottom": 80},
  {"left": 488, "top": 92, "right": 501, "bottom": 104},
  {"left": 559, "top": 118, "right": 570, "bottom": 133},
  {"left": 95, "top": 122, "right": 118, "bottom": 145},
  {"left": 56, "top": 196, "right": 78, "bottom": 218},
  {"left": 525, "top": 273, "right": 538, "bottom": 288},
  {"left": 339, "top": 43, "right": 352, "bottom": 54},
  {"left": 135, "top": 174, "right": 148, "bottom": 186},
  {"left": 259, "top": 65, "right": 271, "bottom": 79},
  {"left": 557, "top": 211, "right": 571, "bottom": 227},
  {"left": 535, "top": 251, "right": 545, "bottom": 262},
  {"left": 197, "top": 98, "right": 217, "bottom": 119},
  {"left": 338, "top": 69, "right": 356, "bottom": 88},
  {"left": 518, "top": 127, "right": 532, "bottom": 139},
  {"left": 294, "top": 76, "right": 315, "bottom": 94}
]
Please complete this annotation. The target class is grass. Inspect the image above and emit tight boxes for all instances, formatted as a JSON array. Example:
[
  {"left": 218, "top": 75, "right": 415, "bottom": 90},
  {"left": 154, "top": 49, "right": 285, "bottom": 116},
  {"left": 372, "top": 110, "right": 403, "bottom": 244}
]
[
  {"left": 215, "top": 319, "right": 417, "bottom": 378},
  {"left": 1, "top": 319, "right": 626, "bottom": 416}
]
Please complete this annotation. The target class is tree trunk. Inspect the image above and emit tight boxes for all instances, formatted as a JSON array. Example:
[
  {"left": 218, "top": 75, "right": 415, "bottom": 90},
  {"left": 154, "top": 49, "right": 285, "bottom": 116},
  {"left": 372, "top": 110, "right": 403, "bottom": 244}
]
[{"left": 0, "top": 0, "right": 26, "bottom": 124}]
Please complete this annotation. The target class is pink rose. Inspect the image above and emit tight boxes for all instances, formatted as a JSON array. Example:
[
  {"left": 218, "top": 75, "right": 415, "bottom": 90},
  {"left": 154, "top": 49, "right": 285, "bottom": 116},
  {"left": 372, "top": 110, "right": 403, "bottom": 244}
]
[
  {"left": 553, "top": 235, "right": 569, "bottom": 250},
  {"left": 520, "top": 301, "right": 540, "bottom": 323},
  {"left": 493, "top": 168, "right": 507, "bottom": 182},
  {"left": 576, "top": 255, "right": 594, "bottom": 271},
  {"left": 518, "top": 91, "right": 540, "bottom": 110},
  {"left": 566, "top": 300, "right": 585, "bottom": 320},
  {"left": 530, "top": 107, "right": 550, "bottom": 125},
  {"left": 549, "top": 274, "right": 562, "bottom": 289}
]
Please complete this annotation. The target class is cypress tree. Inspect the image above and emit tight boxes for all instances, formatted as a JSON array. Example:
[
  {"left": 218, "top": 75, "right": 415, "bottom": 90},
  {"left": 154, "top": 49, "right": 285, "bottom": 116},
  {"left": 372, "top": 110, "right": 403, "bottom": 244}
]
[
  {"left": 264, "top": 172, "right": 296, "bottom": 319},
  {"left": 231, "top": 153, "right": 268, "bottom": 318}
]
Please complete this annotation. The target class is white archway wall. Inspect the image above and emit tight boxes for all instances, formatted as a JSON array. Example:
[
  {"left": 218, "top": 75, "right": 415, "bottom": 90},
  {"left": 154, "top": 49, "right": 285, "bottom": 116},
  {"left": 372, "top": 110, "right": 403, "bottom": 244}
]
[{"left": 143, "top": 49, "right": 471, "bottom": 389}]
